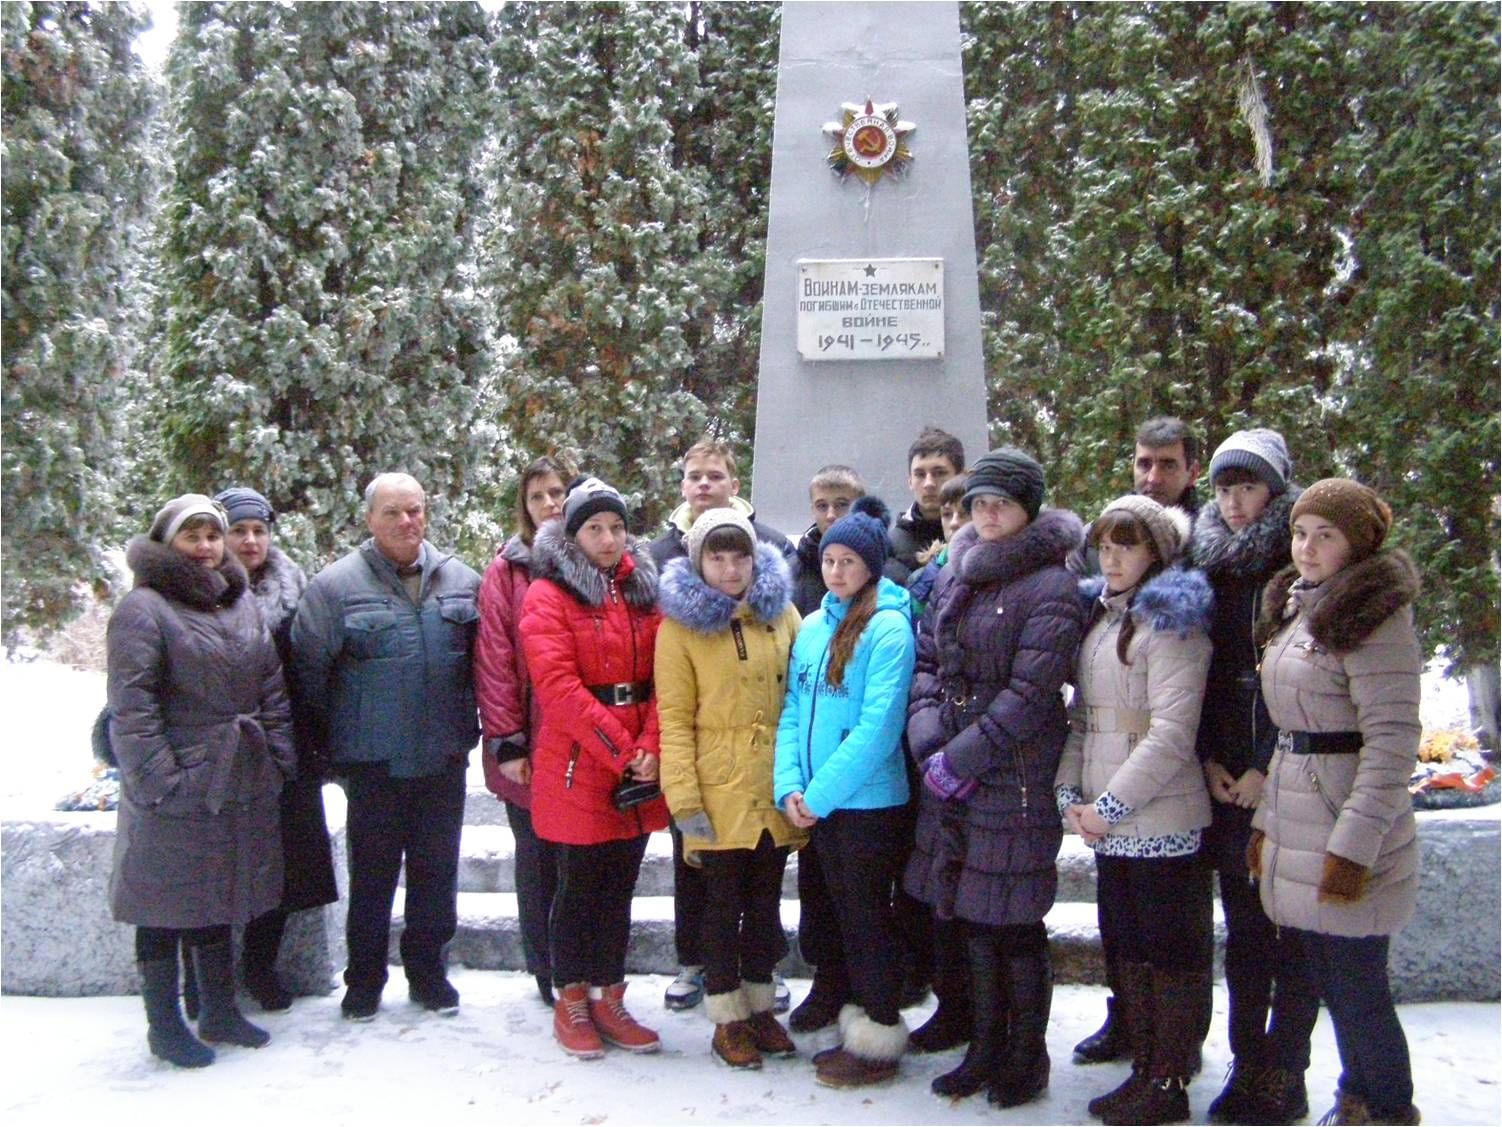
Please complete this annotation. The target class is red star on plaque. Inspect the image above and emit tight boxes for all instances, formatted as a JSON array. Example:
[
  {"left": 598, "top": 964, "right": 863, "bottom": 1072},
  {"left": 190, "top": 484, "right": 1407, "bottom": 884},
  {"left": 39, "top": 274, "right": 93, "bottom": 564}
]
[{"left": 822, "top": 99, "right": 916, "bottom": 185}]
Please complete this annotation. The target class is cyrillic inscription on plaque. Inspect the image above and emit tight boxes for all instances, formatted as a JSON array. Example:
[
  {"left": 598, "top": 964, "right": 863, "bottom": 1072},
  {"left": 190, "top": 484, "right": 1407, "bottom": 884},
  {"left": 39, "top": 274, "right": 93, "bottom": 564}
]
[{"left": 796, "top": 258, "right": 944, "bottom": 362}]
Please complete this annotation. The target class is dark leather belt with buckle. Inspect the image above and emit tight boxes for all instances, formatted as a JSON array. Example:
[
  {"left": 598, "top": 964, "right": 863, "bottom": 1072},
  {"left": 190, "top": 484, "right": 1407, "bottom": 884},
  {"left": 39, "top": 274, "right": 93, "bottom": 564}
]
[
  {"left": 1286, "top": 730, "right": 1363, "bottom": 755},
  {"left": 587, "top": 681, "right": 652, "bottom": 706}
]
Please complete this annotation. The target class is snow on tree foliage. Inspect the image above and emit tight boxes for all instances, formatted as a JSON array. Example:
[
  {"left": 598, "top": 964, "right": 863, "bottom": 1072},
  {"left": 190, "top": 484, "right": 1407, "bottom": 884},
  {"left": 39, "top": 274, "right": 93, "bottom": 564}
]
[
  {"left": 155, "top": 1, "right": 494, "bottom": 567},
  {"left": 2, "top": 0, "right": 163, "bottom": 646}
]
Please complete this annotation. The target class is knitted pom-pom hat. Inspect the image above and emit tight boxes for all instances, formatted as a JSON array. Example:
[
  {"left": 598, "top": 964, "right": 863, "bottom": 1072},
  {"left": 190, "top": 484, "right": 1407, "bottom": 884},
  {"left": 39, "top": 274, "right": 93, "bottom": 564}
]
[{"left": 821, "top": 495, "right": 892, "bottom": 580}]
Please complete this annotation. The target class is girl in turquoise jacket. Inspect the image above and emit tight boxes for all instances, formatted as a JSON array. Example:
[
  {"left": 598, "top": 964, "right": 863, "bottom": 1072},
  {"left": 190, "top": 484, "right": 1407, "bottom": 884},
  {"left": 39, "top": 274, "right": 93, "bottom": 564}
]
[{"left": 773, "top": 498, "right": 916, "bottom": 1089}]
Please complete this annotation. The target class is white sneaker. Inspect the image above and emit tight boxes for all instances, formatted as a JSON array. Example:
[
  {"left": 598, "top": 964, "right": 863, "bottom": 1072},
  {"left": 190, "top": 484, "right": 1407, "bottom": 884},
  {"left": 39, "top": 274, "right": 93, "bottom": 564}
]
[
  {"left": 772, "top": 970, "right": 791, "bottom": 1014},
  {"left": 664, "top": 965, "right": 704, "bottom": 1011}
]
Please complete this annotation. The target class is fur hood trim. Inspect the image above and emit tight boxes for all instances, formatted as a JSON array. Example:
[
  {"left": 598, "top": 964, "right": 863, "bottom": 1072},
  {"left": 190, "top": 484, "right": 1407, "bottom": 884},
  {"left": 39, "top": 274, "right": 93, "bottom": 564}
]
[
  {"left": 1255, "top": 548, "right": 1420, "bottom": 654},
  {"left": 500, "top": 533, "right": 534, "bottom": 569},
  {"left": 530, "top": 518, "right": 658, "bottom": 609},
  {"left": 658, "top": 541, "right": 792, "bottom": 633},
  {"left": 1189, "top": 485, "right": 1303, "bottom": 579},
  {"left": 126, "top": 535, "right": 248, "bottom": 611},
  {"left": 1078, "top": 567, "right": 1214, "bottom": 638},
  {"left": 248, "top": 544, "right": 305, "bottom": 633},
  {"left": 950, "top": 507, "right": 1084, "bottom": 587}
]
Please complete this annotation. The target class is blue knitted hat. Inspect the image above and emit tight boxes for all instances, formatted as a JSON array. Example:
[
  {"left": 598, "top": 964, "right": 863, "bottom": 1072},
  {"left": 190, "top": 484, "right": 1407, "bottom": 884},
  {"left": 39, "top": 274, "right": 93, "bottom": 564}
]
[{"left": 821, "top": 496, "right": 892, "bottom": 580}]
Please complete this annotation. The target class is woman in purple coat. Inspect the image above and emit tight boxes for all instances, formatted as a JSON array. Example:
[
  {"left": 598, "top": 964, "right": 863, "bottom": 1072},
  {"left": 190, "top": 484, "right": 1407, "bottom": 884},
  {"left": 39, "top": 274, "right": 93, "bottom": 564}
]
[{"left": 904, "top": 449, "right": 1086, "bottom": 1108}]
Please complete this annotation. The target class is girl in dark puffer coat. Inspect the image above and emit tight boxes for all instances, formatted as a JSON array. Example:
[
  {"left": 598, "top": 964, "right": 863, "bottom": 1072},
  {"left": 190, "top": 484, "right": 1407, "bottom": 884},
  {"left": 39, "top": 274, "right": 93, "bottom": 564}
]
[{"left": 904, "top": 449, "right": 1086, "bottom": 1109}]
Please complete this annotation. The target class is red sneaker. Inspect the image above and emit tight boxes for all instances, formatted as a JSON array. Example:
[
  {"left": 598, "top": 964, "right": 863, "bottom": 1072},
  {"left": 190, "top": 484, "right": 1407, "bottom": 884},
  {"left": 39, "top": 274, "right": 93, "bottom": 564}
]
[
  {"left": 553, "top": 983, "right": 605, "bottom": 1059},
  {"left": 588, "top": 982, "right": 661, "bottom": 1054}
]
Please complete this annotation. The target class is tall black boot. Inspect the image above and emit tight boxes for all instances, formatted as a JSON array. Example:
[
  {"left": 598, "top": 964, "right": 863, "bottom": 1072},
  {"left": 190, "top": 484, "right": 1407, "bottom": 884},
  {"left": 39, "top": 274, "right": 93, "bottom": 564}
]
[
  {"left": 194, "top": 942, "right": 270, "bottom": 1048},
  {"left": 241, "top": 909, "right": 293, "bottom": 1012},
  {"left": 1102, "top": 966, "right": 1200, "bottom": 1125},
  {"left": 987, "top": 945, "right": 1052, "bottom": 1109},
  {"left": 1088, "top": 960, "right": 1154, "bottom": 1118},
  {"left": 1076, "top": 953, "right": 1128, "bottom": 1063},
  {"left": 140, "top": 957, "right": 214, "bottom": 1068},
  {"left": 910, "top": 919, "right": 973, "bottom": 1054},
  {"left": 179, "top": 937, "right": 199, "bottom": 1021},
  {"left": 931, "top": 928, "right": 1008, "bottom": 1097}
]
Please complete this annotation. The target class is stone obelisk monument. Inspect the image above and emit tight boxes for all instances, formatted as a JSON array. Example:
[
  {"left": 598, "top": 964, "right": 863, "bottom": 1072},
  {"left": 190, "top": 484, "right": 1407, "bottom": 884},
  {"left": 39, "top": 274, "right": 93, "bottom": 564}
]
[{"left": 750, "top": 1, "right": 989, "bottom": 534}]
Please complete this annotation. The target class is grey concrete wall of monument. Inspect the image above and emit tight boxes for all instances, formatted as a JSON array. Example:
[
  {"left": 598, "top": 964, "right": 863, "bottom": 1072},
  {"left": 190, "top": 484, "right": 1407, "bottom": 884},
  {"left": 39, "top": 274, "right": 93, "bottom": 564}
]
[{"left": 750, "top": 0, "right": 990, "bottom": 536}]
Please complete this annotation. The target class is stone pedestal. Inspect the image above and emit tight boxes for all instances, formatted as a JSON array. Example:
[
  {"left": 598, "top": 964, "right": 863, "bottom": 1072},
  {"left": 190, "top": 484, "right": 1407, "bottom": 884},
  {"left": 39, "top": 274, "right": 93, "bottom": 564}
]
[{"left": 751, "top": 1, "right": 989, "bottom": 533}]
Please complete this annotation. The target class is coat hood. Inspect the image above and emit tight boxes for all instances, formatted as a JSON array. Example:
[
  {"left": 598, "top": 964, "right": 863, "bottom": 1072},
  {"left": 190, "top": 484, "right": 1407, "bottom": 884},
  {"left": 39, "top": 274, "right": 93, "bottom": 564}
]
[
  {"left": 1254, "top": 548, "right": 1420, "bottom": 654},
  {"left": 499, "top": 532, "right": 534, "bottom": 569},
  {"left": 530, "top": 517, "right": 658, "bottom": 609},
  {"left": 949, "top": 508, "right": 1084, "bottom": 587},
  {"left": 1189, "top": 486, "right": 1303, "bottom": 579},
  {"left": 126, "top": 535, "right": 248, "bottom": 611},
  {"left": 666, "top": 493, "right": 758, "bottom": 535},
  {"left": 659, "top": 541, "right": 793, "bottom": 633},
  {"left": 1078, "top": 567, "right": 1215, "bottom": 638}
]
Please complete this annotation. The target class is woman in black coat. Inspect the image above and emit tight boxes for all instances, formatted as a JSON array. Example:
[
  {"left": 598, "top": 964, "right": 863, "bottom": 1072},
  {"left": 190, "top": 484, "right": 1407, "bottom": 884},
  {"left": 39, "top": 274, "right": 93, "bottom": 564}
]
[
  {"left": 904, "top": 450, "right": 1086, "bottom": 1108},
  {"left": 108, "top": 494, "right": 296, "bottom": 1067},
  {"left": 214, "top": 487, "right": 339, "bottom": 1012}
]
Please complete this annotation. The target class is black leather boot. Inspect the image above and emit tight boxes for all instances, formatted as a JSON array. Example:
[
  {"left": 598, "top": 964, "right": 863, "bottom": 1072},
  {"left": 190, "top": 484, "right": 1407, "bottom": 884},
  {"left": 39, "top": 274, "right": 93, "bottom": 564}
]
[
  {"left": 911, "top": 919, "right": 972, "bottom": 1054},
  {"left": 194, "top": 942, "right": 271, "bottom": 1048},
  {"left": 241, "top": 909, "right": 293, "bottom": 1012},
  {"left": 931, "top": 928, "right": 1007, "bottom": 1098},
  {"left": 987, "top": 946, "right": 1052, "bottom": 1109},
  {"left": 140, "top": 957, "right": 214, "bottom": 1068},
  {"left": 1102, "top": 966, "right": 1200, "bottom": 1125},
  {"left": 1076, "top": 993, "right": 1127, "bottom": 1062}
]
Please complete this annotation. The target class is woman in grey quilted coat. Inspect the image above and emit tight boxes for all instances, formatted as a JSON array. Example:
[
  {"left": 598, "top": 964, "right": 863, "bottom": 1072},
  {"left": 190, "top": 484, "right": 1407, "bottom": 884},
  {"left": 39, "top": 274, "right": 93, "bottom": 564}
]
[
  {"left": 108, "top": 495, "right": 296, "bottom": 1068},
  {"left": 1248, "top": 480, "right": 1423, "bottom": 1126}
]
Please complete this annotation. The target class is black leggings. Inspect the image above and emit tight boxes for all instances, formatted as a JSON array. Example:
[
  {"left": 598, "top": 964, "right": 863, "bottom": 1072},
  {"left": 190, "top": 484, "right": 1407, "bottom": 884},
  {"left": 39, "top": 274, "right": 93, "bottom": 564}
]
[{"left": 136, "top": 924, "right": 230, "bottom": 962}]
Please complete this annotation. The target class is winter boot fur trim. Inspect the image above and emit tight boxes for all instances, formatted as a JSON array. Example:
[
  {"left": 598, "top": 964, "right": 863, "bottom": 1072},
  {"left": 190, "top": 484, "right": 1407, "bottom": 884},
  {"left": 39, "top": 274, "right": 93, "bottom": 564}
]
[
  {"left": 704, "top": 988, "right": 751, "bottom": 1025},
  {"left": 842, "top": 1012, "right": 909, "bottom": 1062}
]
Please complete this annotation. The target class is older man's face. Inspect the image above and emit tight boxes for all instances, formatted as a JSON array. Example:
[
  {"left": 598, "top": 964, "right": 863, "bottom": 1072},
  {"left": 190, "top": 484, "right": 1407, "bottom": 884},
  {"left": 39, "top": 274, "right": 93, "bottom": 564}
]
[{"left": 367, "top": 480, "right": 427, "bottom": 566}]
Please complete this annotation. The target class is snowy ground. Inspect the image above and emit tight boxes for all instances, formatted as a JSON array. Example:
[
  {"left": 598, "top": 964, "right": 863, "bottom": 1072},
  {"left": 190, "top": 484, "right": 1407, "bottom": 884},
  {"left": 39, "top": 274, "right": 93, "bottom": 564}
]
[{"left": 2, "top": 658, "right": 1496, "bottom": 1125}]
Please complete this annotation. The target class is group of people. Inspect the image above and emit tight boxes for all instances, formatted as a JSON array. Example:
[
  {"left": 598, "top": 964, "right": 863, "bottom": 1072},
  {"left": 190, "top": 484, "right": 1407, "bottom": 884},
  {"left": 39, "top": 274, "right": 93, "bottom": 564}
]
[{"left": 104, "top": 419, "right": 1424, "bottom": 1127}]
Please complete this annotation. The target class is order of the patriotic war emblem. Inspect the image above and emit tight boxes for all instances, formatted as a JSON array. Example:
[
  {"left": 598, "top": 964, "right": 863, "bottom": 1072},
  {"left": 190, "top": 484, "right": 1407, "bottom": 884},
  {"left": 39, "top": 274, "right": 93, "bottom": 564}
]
[{"left": 822, "top": 99, "right": 916, "bottom": 184}]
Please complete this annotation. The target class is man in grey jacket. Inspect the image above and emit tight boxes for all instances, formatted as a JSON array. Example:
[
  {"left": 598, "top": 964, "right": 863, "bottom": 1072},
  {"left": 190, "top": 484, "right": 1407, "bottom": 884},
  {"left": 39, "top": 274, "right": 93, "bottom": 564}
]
[{"left": 291, "top": 473, "right": 481, "bottom": 1022}]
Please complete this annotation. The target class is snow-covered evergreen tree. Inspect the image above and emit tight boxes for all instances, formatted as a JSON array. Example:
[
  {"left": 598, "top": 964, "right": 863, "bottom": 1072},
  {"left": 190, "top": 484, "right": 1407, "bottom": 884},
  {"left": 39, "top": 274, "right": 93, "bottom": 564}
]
[
  {"left": 156, "top": 1, "right": 493, "bottom": 564},
  {"left": 2, "top": 0, "right": 162, "bottom": 645}
]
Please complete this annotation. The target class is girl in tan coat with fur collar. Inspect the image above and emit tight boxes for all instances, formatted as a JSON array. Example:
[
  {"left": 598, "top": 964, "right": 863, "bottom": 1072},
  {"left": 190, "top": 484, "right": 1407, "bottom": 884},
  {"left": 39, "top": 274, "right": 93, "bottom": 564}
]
[{"left": 1249, "top": 480, "right": 1423, "bottom": 1126}]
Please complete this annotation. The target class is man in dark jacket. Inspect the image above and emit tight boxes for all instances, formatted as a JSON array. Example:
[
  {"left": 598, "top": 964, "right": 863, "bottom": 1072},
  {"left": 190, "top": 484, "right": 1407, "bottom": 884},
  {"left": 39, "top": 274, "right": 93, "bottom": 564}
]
[
  {"left": 888, "top": 426, "right": 966, "bottom": 581},
  {"left": 291, "top": 473, "right": 481, "bottom": 1022},
  {"left": 1069, "top": 416, "right": 1202, "bottom": 578},
  {"left": 791, "top": 463, "right": 910, "bottom": 616}
]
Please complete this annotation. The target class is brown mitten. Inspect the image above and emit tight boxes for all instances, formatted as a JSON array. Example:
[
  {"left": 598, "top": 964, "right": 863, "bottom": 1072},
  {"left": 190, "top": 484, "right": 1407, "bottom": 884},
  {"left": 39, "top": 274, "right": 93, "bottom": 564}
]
[
  {"left": 1317, "top": 852, "right": 1371, "bottom": 904},
  {"left": 1245, "top": 829, "right": 1265, "bottom": 879}
]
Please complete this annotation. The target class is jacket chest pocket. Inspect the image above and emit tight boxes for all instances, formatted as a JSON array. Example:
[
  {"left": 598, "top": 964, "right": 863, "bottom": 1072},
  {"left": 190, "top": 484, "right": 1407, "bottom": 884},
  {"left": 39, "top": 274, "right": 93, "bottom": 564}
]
[
  {"left": 343, "top": 605, "right": 401, "bottom": 660},
  {"left": 437, "top": 593, "right": 479, "bottom": 654}
]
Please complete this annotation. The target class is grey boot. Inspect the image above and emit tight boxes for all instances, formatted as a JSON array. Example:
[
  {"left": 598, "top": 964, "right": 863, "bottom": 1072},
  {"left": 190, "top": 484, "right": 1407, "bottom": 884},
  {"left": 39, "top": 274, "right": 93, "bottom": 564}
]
[
  {"left": 140, "top": 957, "right": 214, "bottom": 1068},
  {"left": 194, "top": 942, "right": 270, "bottom": 1048}
]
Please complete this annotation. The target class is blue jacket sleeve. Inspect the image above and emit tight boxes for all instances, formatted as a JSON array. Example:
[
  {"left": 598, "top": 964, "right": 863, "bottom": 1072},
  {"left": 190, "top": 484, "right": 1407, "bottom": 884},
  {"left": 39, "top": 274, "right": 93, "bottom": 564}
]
[
  {"left": 773, "top": 643, "right": 807, "bottom": 806},
  {"left": 802, "top": 610, "right": 917, "bottom": 816}
]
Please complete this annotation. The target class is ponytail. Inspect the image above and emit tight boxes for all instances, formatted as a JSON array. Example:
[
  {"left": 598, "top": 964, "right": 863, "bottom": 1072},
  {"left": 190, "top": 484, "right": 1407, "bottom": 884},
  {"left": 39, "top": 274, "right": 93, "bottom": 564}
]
[{"left": 826, "top": 579, "right": 879, "bottom": 689}]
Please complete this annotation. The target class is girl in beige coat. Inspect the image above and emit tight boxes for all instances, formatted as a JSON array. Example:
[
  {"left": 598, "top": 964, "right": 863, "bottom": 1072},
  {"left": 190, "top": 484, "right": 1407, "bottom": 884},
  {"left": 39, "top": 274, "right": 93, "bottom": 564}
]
[
  {"left": 1056, "top": 496, "right": 1214, "bottom": 1125},
  {"left": 656, "top": 509, "right": 805, "bottom": 1069},
  {"left": 1249, "top": 479, "right": 1423, "bottom": 1126}
]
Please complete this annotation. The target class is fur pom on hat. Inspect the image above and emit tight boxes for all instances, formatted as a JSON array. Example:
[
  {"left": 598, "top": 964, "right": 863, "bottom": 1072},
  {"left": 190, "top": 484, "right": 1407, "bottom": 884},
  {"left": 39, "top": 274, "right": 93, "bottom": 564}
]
[
  {"left": 1095, "top": 494, "right": 1192, "bottom": 566},
  {"left": 821, "top": 495, "right": 892, "bottom": 580}
]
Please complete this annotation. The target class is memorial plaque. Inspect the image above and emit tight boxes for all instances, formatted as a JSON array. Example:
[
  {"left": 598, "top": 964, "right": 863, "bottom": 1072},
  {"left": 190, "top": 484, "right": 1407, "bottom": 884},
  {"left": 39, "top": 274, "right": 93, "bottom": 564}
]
[{"left": 797, "top": 258, "right": 944, "bottom": 361}]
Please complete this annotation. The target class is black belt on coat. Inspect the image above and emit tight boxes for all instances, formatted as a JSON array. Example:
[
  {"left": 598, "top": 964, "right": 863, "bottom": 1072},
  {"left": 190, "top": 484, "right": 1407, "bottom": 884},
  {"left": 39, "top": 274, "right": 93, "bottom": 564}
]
[
  {"left": 587, "top": 680, "right": 653, "bottom": 706},
  {"left": 1283, "top": 729, "right": 1363, "bottom": 755}
]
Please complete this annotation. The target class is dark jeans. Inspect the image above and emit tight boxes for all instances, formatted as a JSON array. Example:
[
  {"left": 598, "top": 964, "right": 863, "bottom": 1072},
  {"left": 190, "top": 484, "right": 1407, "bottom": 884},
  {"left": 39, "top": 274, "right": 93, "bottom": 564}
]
[
  {"left": 137, "top": 925, "right": 230, "bottom": 961},
  {"left": 1214, "top": 809, "right": 1320, "bottom": 1068},
  {"left": 343, "top": 757, "right": 467, "bottom": 988},
  {"left": 1095, "top": 852, "right": 1213, "bottom": 969},
  {"left": 505, "top": 800, "right": 559, "bottom": 979},
  {"left": 804, "top": 806, "right": 906, "bottom": 1025},
  {"left": 550, "top": 834, "right": 649, "bottom": 987},
  {"left": 669, "top": 822, "right": 705, "bottom": 966},
  {"left": 1292, "top": 929, "right": 1413, "bottom": 1115},
  {"left": 699, "top": 831, "right": 790, "bottom": 996}
]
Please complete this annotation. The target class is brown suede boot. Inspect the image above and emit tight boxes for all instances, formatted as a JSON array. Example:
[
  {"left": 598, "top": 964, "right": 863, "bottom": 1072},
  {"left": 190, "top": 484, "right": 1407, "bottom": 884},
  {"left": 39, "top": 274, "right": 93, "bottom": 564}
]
[
  {"left": 743, "top": 980, "right": 796, "bottom": 1057},
  {"left": 707, "top": 987, "right": 762, "bottom": 1069},
  {"left": 1101, "top": 966, "right": 1200, "bottom": 1126},
  {"left": 814, "top": 1010, "right": 908, "bottom": 1089},
  {"left": 1088, "top": 961, "right": 1154, "bottom": 1119}
]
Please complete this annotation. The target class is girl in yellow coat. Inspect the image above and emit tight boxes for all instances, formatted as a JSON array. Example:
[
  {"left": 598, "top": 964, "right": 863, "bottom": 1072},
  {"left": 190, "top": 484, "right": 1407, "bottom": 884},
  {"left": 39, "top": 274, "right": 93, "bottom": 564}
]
[{"left": 656, "top": 508, "right": 806, "bottom": 1069}]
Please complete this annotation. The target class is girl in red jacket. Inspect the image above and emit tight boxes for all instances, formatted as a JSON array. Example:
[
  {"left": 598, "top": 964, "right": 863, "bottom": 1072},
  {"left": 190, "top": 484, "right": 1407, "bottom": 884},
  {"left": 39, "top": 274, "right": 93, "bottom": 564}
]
[
  {"left": 521, "top": 476, "right": 669, "bottom": 1059},
  {"left": 474, "top": 455, "right": 571, "bottom": 1008}
]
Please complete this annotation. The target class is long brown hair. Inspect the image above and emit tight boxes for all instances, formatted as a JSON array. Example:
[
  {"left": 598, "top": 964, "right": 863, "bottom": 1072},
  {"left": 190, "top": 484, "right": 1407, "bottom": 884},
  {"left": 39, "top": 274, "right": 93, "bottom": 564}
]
[
  {"left": 516, "top": 455, "right": 574, "bottom": 545},
  {"left": 1087, "top": 509, "right": 1165, "bottom": 664},
  {"left": 827, "top": 577, "right": 880, "bottom": 688}
]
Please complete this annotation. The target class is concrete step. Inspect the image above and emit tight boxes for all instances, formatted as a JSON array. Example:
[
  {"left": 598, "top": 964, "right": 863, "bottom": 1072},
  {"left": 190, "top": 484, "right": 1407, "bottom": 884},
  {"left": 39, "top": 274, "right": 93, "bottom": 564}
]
[{"left": 385, "top": 890, "right": 1227, "bottom": 984}]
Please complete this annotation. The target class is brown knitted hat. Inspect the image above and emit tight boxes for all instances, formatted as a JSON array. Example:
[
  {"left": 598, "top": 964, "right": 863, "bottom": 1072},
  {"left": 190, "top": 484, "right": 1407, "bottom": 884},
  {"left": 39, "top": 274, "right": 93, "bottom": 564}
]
[{"left": 1290, "top": 478, "right": 1392, "bottom": 562}]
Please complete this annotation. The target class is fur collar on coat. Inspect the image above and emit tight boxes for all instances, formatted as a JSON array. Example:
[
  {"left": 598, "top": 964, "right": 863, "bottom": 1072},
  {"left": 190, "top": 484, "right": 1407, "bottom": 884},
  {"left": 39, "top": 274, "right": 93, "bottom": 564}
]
[
  {"left": 949, "top": 508, "right": 1084, "bottom": 587},
  {"left": 1078, "top": 567, "right": 1215, "bottom": 638},
  {"left": 659, "top": 542, "right": 793, "bottom": 634},
  {"left": 530, "top": 518, "right": 658, "bottom": 609},
  {"left": 1189, "top": 486, "right": 1303, "bottom": 579},
  {"left": 126, "top": 535, "right": 248, "bottom": 611},
  {"left": 500, "top": 532, "right": 534, "bottom": 569},
  {"left": 1254, "top": 548, "right": 1420, "bottom": 654},
  {"left": 248, "top": 545, "right": 305, "bottom": 633}
]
